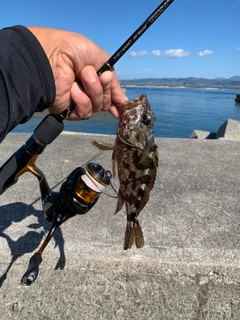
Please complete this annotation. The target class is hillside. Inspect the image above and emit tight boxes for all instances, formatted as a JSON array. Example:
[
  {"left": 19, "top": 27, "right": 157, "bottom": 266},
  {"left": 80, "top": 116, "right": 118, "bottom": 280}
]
[{"left": 120, "top": 76, "right": 240, "bottom": 88}]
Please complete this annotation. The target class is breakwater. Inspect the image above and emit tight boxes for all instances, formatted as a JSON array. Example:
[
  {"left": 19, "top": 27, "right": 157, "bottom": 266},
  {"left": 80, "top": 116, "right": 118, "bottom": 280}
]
[{"left": 1, "top": 133, "right": 240, "bottom": 319}]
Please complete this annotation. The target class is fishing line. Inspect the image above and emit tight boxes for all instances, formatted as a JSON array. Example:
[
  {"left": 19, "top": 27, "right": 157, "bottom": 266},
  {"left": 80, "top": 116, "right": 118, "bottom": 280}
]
[
  {"left": 145, "top": 0, "right": 240, "bottom": 91},
  {"left": 198, "top": 0, "right": 239, "bottom": 41}
]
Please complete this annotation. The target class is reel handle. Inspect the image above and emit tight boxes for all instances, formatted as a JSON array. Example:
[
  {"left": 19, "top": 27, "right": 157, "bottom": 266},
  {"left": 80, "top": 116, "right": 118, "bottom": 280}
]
[{"left": 21, "top": 253, "right": 42, "bottom": 286}]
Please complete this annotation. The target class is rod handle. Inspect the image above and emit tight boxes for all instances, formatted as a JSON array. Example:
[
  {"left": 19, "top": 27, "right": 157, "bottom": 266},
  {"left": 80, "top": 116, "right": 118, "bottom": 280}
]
[{"left": 34, "top": 113, "right": 64, "bottom": 145}]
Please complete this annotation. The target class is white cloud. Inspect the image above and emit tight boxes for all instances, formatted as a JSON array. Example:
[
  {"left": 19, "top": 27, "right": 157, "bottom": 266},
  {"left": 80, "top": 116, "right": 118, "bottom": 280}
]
[
  {"left": 129, "top": 51, "right": 138, "bottom": 57},
  {"left": 138, "top": 50, "right": 148, "bottom": 56},
  {"left": 152, "top": 50, "right": 161, "bottom": 57},
  {"left": 129, "top": 51, "right": 148, "bottom": 57},
  {"left": 130, "top": 48, "right": 215, "bottom": 58},
  {"left": 197, "top": 50, "right": 213, "bottom": 57},
  {"left": 161, "top": 49, "right": 191, "bottom": 58},
  {"left": 237, "top": 47, "right": 240, "bottom": 50}
]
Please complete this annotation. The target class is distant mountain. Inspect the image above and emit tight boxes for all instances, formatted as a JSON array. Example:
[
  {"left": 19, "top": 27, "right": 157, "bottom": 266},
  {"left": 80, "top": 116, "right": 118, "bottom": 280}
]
[
  {"left": 228, "top": 75, "right": 240, "bottom": 81},
  {"left": 120, "top": 76, "right": 240, "bottom": 88}
]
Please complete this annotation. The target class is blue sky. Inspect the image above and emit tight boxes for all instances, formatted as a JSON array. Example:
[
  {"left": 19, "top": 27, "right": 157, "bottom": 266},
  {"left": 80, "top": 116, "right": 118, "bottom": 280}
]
[{"left": 1, "top": 0, "right": 240, "bottom": 79}]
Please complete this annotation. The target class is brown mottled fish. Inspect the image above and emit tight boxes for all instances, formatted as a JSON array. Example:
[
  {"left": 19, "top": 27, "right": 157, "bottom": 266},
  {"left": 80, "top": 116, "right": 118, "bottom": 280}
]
[{"left": 92, "top": 93, "right": 158, "bottom": 250}]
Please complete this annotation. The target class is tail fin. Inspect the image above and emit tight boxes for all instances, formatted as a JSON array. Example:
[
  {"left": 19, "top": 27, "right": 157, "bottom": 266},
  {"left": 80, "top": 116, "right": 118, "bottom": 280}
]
[{"left": 124, "top": 219, "right": 144, "bottom": 250}]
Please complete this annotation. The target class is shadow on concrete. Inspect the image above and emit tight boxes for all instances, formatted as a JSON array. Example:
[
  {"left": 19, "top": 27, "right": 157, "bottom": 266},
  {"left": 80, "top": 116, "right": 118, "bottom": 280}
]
[{"left": 0, "top": 202, "right": 66, "bottom": 287}]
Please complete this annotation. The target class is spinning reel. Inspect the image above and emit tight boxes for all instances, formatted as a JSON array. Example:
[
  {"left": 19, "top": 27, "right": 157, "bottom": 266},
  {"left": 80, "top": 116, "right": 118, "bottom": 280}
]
[{"left": 0, "top": 113, "right": 114, "bottom": 285}]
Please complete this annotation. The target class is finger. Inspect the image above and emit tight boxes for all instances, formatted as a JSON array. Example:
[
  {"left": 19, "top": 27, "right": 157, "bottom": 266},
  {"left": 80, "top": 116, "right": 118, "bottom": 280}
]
[
  {"left": 80, "top": 66, "right": 104, "bottom": 113},
  {"left": 99, "top": 71, "right": 113, "bottom": 112},
  {"left": 110, "top": 71, "right": 128, "bottom": 104},
  {"left": 108, "top": 71, "right": 128, "bottom": 118},
  {"left": 108, "top": 105, "right": 122, "bottom": 118},
  {"left": 68, "top": 82, "right": 92, "bottom": 120}
]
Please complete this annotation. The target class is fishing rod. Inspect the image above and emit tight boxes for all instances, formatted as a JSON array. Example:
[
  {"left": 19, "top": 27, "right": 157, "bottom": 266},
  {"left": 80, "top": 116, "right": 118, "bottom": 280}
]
[
  {"left": 61, "top": 0, "right": 175, "bottom": 118},
  {"left": 0, "top": 0, "right": 175, "bottom": 285},
  {"left": 0, "top": 0, "right": 175, "bottom": 196},
  {"left": 99, "top": 0, "right": 175, "bottom": 73}
]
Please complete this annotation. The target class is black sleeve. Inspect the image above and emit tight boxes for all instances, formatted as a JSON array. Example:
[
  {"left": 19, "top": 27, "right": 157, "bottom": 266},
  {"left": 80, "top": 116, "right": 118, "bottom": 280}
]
[{"left": 0, "top": 25, "right": 56, "bottom": 142}]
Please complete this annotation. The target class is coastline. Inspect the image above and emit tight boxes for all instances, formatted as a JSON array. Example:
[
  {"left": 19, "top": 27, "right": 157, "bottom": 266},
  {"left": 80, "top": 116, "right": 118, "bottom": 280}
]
[{"left": 122, "top": 84, "right": 240, "bottom": 90}]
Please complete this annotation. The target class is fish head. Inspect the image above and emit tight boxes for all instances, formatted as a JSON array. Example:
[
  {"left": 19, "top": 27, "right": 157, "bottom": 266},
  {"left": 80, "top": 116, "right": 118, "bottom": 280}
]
[{"left": 116, "top": 94, "right": 156, "bottom": 149}]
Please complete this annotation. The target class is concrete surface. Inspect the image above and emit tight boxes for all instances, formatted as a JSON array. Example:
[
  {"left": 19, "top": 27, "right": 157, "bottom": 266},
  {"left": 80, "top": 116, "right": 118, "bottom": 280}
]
[
  {"left": 190, "top": 118, "right": 240, "bottom": 140},
  {"left": 216, "top": 119, "right": 240, "bottom": 140},
  {"left": 1, "top": 133, "right": 240, "bottom": 320},
  {"left": 189, "top": 130, "right": 216, "bottom": 140}
]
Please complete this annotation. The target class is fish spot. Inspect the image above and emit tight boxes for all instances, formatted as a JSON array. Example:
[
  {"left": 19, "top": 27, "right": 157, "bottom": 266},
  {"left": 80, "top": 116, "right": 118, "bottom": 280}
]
[
  {"left": 138, "top": 186, "right": 145, "bottom": 197},
  {"left": 151, "top": 145, "right": 158, "bottom": 152},
  {"left": 135, "top": 162, "right": 146, "bottom": 171},
  {"left": 128, "top": 212, "right": 136, "bottom": 221},
  {"left": 144, "top": 168, "right": 150, "bottom": 175},
  {"left": 129, "top": 171, "right": 136, "bottom": 180},
  {"left": 135, "top": 200, "right": 141, "bottom": 210}
]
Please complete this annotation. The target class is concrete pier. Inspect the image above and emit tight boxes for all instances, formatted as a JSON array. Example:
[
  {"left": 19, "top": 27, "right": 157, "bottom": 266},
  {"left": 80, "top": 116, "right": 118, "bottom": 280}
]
[
  {"left": 0, "top": 133, "right": 240, "bottom": 319},
  {"left": 235, "top": 93, "right": 240, "bottom": 102}
]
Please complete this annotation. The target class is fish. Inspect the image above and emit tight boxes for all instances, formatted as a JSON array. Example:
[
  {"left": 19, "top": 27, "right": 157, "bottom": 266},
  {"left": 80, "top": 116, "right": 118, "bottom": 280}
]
[{"left": 92, "top": 93, "right": 158, "bottom": 250}]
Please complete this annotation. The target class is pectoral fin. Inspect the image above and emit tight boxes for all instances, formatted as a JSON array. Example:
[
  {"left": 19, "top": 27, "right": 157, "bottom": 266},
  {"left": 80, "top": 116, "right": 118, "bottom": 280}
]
[{"left": 91, "top": 140, "right": 115, "bottom": 150}]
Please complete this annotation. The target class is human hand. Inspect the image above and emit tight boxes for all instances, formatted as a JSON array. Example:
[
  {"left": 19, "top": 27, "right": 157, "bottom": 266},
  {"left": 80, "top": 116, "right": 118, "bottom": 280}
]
[{"left": 27, "top": 27, "right": 127, "bottom": 119}]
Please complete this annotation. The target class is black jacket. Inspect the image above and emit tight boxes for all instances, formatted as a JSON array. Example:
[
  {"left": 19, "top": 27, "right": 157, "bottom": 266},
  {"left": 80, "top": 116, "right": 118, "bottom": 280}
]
[{"left": 0, "top": 25, "right": 55, "bottom": 142}]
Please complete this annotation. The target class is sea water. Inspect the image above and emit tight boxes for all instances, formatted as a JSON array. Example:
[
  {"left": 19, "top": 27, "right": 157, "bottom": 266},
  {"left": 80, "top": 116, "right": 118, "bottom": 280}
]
[{"left": 12, "top": 86, "right": 240, "bottom": 138}]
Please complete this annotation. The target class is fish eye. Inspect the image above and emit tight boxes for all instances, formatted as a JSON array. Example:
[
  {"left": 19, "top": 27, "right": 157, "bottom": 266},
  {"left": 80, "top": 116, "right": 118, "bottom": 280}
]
[{"left": 142, "top": 114, "right": 151, "bottom": 123}]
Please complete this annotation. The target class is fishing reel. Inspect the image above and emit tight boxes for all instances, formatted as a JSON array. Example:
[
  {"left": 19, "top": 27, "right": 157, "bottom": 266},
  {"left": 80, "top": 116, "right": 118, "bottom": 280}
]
[
  {"left": 21, "top": 162, "right": 112, "bottom": 286},
  {"left": 0, "top": 113, "right": 114, "bottom": 285}
]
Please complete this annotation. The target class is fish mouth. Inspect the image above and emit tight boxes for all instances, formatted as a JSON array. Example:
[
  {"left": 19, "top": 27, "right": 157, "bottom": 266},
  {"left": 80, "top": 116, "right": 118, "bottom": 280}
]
[
  {"left": 116, "top": 126, "right": 134, "bottom": 147},
  {"left": 116, "top": 123, "right": 141, "bottom": 149}
]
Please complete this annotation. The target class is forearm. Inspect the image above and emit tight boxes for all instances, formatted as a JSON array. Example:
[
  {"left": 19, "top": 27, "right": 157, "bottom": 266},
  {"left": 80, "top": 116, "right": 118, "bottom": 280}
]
[{"left": 0, "top": 25, "right": 55, "bottom": 142}]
